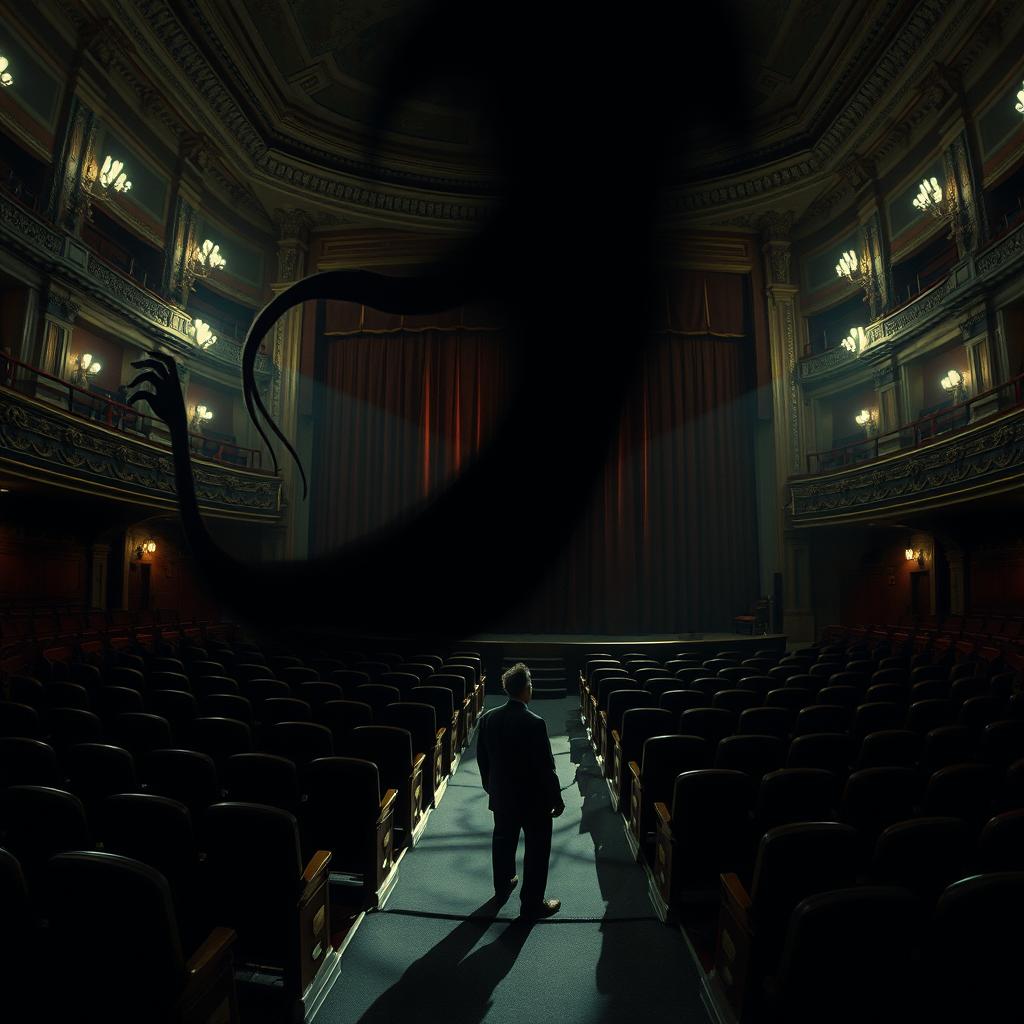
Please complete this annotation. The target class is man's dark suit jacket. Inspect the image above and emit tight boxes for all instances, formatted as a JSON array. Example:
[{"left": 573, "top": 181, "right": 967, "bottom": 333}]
[{"left": 477, "top": 699, "right": 561, "bottom": 816}]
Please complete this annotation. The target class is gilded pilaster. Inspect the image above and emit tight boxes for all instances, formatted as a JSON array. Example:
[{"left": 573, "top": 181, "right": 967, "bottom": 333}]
[{"left": 269, "top": 209, "right": 313, "bottom": 560}]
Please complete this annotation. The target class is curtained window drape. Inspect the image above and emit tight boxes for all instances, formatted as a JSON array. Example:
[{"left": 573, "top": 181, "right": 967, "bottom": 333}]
[{"left": 312, "top": 270, "right": 760, "bottom": 633}]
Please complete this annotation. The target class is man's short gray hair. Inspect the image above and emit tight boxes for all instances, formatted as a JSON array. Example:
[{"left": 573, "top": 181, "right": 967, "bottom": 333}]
[{"left": 501, "top": 661, "right": 531, "bottom": 695}]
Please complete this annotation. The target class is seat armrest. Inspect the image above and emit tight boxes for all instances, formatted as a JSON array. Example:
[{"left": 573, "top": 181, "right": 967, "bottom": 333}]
[
  {"left": 301, "top": 850, "right": 332, "bottom": 898},
  {"left": 720, "top": 872, "right": 752, "bottom": 918},
  {"left": 611, "top": 729, "right": 621, "bottom": 747},
  {"left": 654, "top": 801, "right": 671, "bottom": 828},
  {"left": 435, "top": 727, "right": 446, "bottom": 742},
  {"left": 628, "top": 760, "right": 641, "bottom": 784},
  {"left": 379, "top": 788, "right": 398, "bottom": 822},
  {"left": 185, "top": 927, "right": 236, "bottom": 978},
  {"left": 412, "top": 752, "right": 426, "bottom": 772}
]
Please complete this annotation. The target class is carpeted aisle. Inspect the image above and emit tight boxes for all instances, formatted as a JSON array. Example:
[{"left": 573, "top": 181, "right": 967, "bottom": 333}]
[{"left": 316, "top": 696, "right": 709, "bottom": 1024}]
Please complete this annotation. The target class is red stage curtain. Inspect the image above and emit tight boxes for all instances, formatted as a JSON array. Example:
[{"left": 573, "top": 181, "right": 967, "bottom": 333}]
[
  {"left": 504, "top": 332, "right": 759, "bottom": 632},
  {"left": 312, "top": 272, "right": 759, "bottom": 632},
  {"left": 311, "top": 322, "right": 513, "bottom": 552}
]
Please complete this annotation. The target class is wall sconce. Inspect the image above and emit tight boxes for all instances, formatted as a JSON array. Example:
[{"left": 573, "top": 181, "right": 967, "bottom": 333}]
[
  {"left": 855, "top": 408, "right": 878, "bottom": 435},
  {"left": 912, "top": 175, "right": 956, "bottom": 223},
  {"left": 841, "top": 327, "right": 867, "bottom": 354},
  {"left": 192, "top": 239, "right": 226, "bottom": 276},
  {"left": 189, "top": 404, "right": 214, "bottom": 432},
  {"left": 0, "top": 56, "right": 13, "bottom": 88},
  {"left": 187, "top": 318, "right": 217, "bottom": 350},
  {"left": 97, "top": 155, "right": 133, "bottom": 195},
  {"left": 70, "top": 352, "right": 102, "bottom": 386},
  {"left": 905, "top": 546, "right": 926, "bottom": 568},
  {"left": 1016, "top": 81, "right": 1024, "bottom": 114},
  {"left": 133, "top": 540, "right": 157, "bottom": 560},
  {"left": 940, "top": 369, "right": 967, "bottom": 403},
  {"left": 835, "top": 248, "right": 877, "bottom": 306}
]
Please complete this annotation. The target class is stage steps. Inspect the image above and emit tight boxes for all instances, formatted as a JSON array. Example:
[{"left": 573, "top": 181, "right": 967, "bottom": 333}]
[{"left": 501, "top": 655, "right": 567, "bottom": 699}]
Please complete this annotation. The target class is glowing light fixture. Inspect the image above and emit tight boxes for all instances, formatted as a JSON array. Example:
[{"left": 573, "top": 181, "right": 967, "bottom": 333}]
[
  {"left": 1016, "top": 81, "right": 1024, "bottom": 114},
  {"left": 841, "top": 327, "right": 867, "bottom": 354},
  {"left": 912, "top": 176, "right": 944, "bottom": 217},
  {"left": 98, "top": 155, "right": 132, "bottom": 194},
  {"left": 855, "top": 408, "right": 877, "bottom": 434},
  {"left": 835, "top": 249, "right": 860, "bottom": 282},
  {"left": 189, "top": 404, "right": 214, "bottom": 432},
  {"left": 133, "top": 540, "right": 157, "bottom": 560},
  {"left": 71, "top": 352, "right": 102, "bottom": 386},
  {"left": 188, "top": 318, "right": 217, "bottom": 350},
  {"left": 194, "top": 239, "right": 226, "bottom": 274},
  {"left": 905, "top": 547, "right": 916, "bottom": 562},
  {"left": 940, "top": 368, "right": 966, "bottom": 402},
  {"left": 0, "top": 56, "right": 13, "bottom": 88}
]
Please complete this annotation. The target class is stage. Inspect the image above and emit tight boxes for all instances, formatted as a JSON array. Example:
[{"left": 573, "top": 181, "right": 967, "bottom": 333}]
[{"left": 456, "top": 632, "right": 789, "bottom": 696}]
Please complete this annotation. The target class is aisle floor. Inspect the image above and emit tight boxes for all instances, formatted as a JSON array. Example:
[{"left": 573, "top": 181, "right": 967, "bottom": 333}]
[{"left": 317, "top": 696, "right": 709, "bottom": 1024}]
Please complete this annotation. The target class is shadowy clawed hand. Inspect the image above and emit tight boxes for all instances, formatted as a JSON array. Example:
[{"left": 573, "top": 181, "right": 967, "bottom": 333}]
[{"left": 127, "top": 350, "right": 188, "bottom": 432}]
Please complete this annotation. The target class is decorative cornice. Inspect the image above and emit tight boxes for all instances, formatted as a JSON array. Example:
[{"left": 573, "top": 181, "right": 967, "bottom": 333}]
[
  {"left": 873, "top": 365, "right": 896, "bottom": 388},
  {"left": 692, "top": 0, "right": 1020, "bottom": 232},
  {"left": 0, "top": 388, "right": 281, "bottom": 520},
  {"left": 791, "top": 404, "right": 1024, "bottom": 524},
  {"left": 42, "top": 291, "right": 80, "bottom": 324},
  {"left": 100, "top": 0, "right": 498, "bottom": 225}
]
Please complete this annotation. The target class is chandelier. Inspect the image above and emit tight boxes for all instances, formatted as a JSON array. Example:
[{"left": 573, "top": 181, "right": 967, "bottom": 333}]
[
  {"left": 187, "top": 318, "right": 217, "bottom": 350},
  {"left": 0, "top": 56, "right": 12, "bottom": 88}
]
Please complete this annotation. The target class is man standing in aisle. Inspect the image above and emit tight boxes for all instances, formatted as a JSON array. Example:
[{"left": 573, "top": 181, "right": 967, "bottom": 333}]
[{"left": 477, "top": 662, "right": 565, "bottom": 918}]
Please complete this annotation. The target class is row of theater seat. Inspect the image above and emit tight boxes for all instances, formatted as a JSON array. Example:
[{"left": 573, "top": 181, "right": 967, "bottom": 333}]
[
  {"left": 824, "top": 613, "right": 1024, "bottom": 658},
  {"left": 2, "top": 844, "right": 242, "bottom": 1024},
  {"left": 0, "top": 636, "right": 487, "bottom": 1023},
  {"left": 579, "top": 646, "right": 1024, "bottom": 1024}
]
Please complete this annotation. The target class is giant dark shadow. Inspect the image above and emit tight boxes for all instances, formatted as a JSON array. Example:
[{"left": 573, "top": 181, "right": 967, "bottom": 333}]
[{"left": 128, "top": 0, "right": 754, "bottom": 642}]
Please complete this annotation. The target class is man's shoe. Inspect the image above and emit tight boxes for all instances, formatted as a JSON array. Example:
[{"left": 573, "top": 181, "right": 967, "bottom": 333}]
[
  {"left": 495, "top": 875, "right": 518, "bottom": 897},
  {"left": 520, "top": 898, "right": 560, "bottom": 919}
]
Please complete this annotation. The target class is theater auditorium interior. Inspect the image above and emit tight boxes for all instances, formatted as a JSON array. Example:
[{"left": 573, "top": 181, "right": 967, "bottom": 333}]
[{"left": 1, "top": 0, "right": 1024, "bottom": 1022}]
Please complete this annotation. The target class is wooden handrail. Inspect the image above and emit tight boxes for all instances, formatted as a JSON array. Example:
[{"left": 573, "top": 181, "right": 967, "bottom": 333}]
[{"left": 0, "top": 351, "right": 271, "bottom": 473}]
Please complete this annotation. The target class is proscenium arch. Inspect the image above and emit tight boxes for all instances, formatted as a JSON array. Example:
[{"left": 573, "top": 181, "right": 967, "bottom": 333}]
[{"left": 147, "top": 1, "right": 751, "bottom": 640}]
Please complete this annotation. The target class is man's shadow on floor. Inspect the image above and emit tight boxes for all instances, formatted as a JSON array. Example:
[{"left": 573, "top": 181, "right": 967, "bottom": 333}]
[{"left": 356, "top": 895, "right": 535, "bottom": 1024}]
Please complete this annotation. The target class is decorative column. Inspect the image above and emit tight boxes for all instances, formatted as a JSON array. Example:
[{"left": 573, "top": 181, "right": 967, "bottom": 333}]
[
  {"left": 51, "top": 95, "right": 98, "bottom": 235},
  {"left": 760, "top": 212, "right": 814, "bottom": 642},
  {"left": 269, "top": 209, "right": 313, "bottom": 561},
  {"left": 161, "top": 133, "right": 212, "bottom": 304},
  {"left": 759, "top": 212, "right": 802, "bottom": 478}
]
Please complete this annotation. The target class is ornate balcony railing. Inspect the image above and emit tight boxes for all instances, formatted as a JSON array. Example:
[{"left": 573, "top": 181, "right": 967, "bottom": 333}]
[
  {"left": 0, "top": 356, "right": 281, "bottom": 522},
  {"left": 803, "top": 374, "right": 1024, "bottom": 475},
  {"left": 0, "top": 187, "right": 274, "bottom": 378},
  {"left": 790, "top": 396, "right": 1024, "bottom": 527}
]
